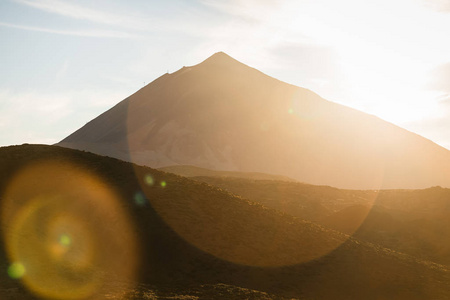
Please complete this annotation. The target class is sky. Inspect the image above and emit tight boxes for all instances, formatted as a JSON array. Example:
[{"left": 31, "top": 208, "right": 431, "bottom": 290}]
[{"left": 1, "top": 0, "right": 449, "bottom": 149}]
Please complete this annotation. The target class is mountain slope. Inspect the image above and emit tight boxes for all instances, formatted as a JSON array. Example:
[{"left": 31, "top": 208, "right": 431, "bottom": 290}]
[
  {"left": 2, "top": 145, "right": 450, "bottom": 299},
  {"left": 58, "top": 52, "right": 450, "bottom": 189},
  {"left": 187, "top": 174, "right": 450, "bottom": 266},
  {"left": 158, "top": 165, "right": 297, "bottom": 181}
]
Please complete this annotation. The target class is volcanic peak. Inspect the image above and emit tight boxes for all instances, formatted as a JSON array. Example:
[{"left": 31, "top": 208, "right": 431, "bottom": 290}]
[{"left": 199, "top": 51, "right": 244, "bottom": 68}]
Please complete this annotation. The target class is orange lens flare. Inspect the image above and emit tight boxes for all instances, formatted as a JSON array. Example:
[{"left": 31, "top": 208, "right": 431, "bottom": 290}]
[{"left": 1, "top": 160, "right": 139, "bottom": 299}]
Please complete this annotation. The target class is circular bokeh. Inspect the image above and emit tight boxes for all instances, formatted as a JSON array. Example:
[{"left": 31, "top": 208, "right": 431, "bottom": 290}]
[{"left": 1, "top": 160, "right": 139, "bottom": 299}]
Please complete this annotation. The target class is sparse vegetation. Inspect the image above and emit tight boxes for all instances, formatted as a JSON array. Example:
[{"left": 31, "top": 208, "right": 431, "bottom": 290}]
[
  {"left": 190, "top": 176, "right": 450, "bottom": 266},
  {"left": 2, "top": 145, "right": 450, "bottom": 299}
]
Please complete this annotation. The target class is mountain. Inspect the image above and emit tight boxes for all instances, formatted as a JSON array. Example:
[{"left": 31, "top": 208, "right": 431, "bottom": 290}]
[
  {"left": 159, "top": 165, "right": 297, "bottom": 181},
  {"left": 2, "top": 144, "right": 450, "bottom": 299},
  {"left": 58, "top": 52, "right": 450, "bottom": 189}
]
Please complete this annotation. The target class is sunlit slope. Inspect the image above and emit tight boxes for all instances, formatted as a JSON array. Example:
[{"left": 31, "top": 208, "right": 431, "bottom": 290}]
[
  {"left": 159, "top": 165, "right": 297, "bottom": 181},
  {"left": 189, "top": 175, "right": 450, "bottom": 267},
  {"left": 59, "top": 52, "right": 450, "bottom": 189},
  {"left": 2, "top": 145, "right": 450, "bottom": 299},
  {"left": 323, "top": 187, "right": 450, "bottom": 266}
]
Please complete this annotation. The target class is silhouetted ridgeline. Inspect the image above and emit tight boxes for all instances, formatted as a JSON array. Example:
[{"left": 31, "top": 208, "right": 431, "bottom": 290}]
[
  {"left": 1, "top": 144, "right": 450, "bottom": 299},
  {"left": 59, "top": 52, "right": 450, "bottom": 189}
]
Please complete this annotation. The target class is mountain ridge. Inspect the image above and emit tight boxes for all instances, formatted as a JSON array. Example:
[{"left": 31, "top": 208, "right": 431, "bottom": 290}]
[{"left": 58, "top": 52, "right": 450, "bottom": 189}]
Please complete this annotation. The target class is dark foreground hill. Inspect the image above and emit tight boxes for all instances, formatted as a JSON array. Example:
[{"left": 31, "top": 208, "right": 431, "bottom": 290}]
[
  {"left": 1, "top": 145, "right": 450, "bottom": 299},
  {"left": 58, "top": 52, "right": 450, "bottom": 189},
  {"left": 187, "top": 175, "right": 450, "bottom": 266}
]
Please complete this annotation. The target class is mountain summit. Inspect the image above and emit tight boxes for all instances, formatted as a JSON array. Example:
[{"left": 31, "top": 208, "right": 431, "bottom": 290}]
[
  {"left": 59, "top": 52, "right": 450, "bottom": 189},
  {"left": 202, "top": 51, "right": 237, "bottom": 64}
]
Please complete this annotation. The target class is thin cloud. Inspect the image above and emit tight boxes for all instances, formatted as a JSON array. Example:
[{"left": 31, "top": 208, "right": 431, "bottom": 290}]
[
  {"left": 423, "top": 0, "right": 450, "bottom": 12},
  {"left": 200, "top": 0, "right": 280, "bottom": 22},
  {"left": 429, "top": 62, "right": 450, "bottom": 94},
  {"left": 0, "top": 88, "right": 130, "bottom": 146},
  {"left": 0, "top": 89, "right": 73, "bottom": 146},
  {"left": 15, "top": 0, "right": 128, "bottom": 26},
  {"left": 426, "top": 62, "right": 450, "bottom": 109},
  {"left": 0, "top": 21, "right": 140, "bottom": 38},
  {"left": 12, "top": 0, "right": 208, "bottom": 37},
  {"left": 270, "top": 43, "right": 339, "bottom": 78},
  {"left": 13, "top": 0, "right": 155, "bottom": 31}
]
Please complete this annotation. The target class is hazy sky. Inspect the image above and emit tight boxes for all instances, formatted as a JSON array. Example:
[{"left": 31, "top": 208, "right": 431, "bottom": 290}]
[{"left": 1, "top": 0, "right": 449, "bottom": 149}]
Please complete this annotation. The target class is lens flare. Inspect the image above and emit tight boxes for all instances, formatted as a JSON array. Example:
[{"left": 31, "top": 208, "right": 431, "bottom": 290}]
[
  {"left": 134, "top": 191, "right": 147, "bottom": 207},
  {"left": 123, "top": 88, "right": 385, "bottom": 269},
  {"left": 1, "top": 160, "right": 139, "bottom": 299},
  {"left": 59, "top": 234, "right": 71, "bottom": 247},
  {"left": 8, "top": 262, "right": 25, "bottom": 279},
  {"left": 144, "top": 174, "right": 154, "bottom": 186}
]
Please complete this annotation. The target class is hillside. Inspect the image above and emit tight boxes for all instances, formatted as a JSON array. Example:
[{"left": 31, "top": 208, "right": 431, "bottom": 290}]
[
  {"left": 1, "top": 145, "right": 450, "bottom": 299},
  {"left": 158, "top": 165, "right": 296, "bottom": 181},
  {"left": 58, "top": 52, "right": 450, "bottom": 189},
  {"left": 187, "top": 175, "right": 450, "bottom": 266}
]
